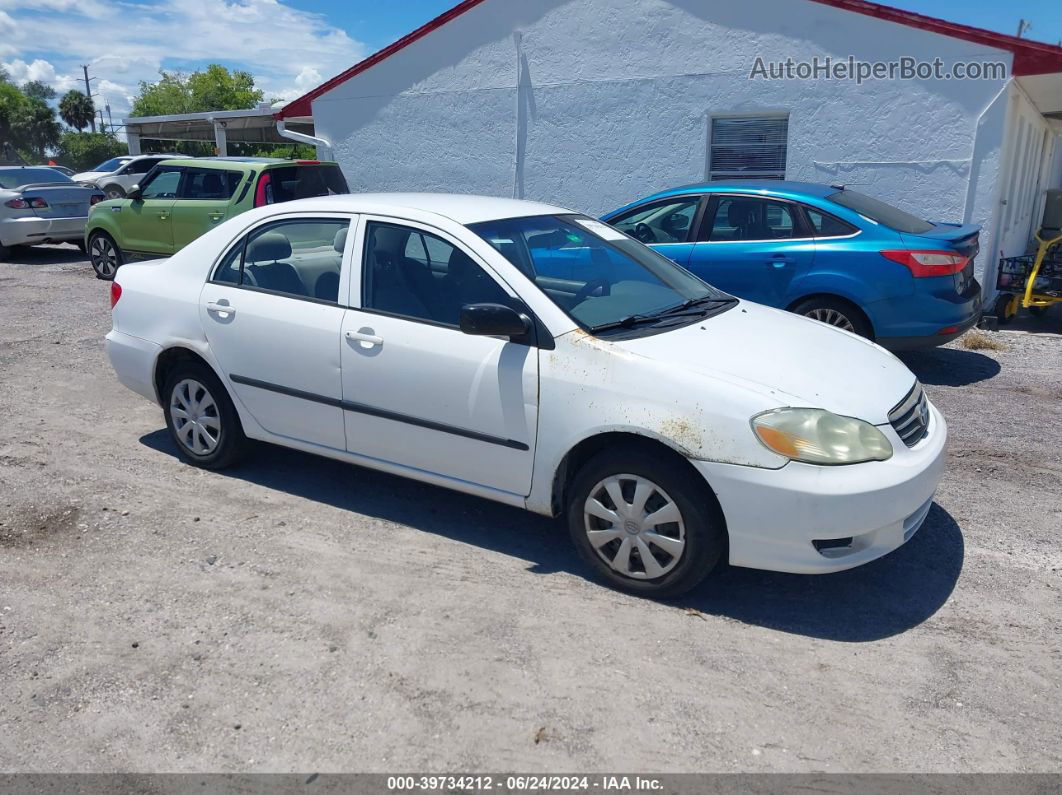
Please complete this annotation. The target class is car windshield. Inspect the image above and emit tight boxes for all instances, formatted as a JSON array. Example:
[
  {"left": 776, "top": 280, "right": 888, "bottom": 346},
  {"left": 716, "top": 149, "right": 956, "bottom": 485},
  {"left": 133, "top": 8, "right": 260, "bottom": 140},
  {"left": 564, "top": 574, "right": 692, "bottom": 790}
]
[
  {"left": 0, "top": 168, "right": 74, "bottom": 188},
  {"left": 92, "top": 157, "right": 131, "bottom": 173},
  {"left": 826, "top": 189, "right": 933, "bottom": 234},
  {"left": 469, "top": 214, "right": 730, "bottom": 332}
]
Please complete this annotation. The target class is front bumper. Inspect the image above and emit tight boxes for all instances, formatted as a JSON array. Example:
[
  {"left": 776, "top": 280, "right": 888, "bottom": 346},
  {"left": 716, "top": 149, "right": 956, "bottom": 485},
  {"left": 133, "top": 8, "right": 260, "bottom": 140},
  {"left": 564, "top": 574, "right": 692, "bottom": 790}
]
[
  {"left": 693, "top": 403, "right": 947, "bottom": 574},
  {"left": 0, "top": 215, "right": 88, "bottom": 246}
]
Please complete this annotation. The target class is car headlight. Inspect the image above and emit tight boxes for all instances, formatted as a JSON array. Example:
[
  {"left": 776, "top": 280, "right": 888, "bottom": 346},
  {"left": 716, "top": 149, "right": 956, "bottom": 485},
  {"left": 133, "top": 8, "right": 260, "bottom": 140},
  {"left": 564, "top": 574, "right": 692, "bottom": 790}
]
[{"left": 751, "top": 408, "right": 892, "bottom": 465}]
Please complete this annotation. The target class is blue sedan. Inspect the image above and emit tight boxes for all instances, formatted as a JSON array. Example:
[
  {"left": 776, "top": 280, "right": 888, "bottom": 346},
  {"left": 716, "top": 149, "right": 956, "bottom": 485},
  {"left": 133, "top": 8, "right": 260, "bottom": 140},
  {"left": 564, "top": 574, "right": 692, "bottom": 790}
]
[{"left": 602, "top": 181, "right": 982, "bottom": 350}]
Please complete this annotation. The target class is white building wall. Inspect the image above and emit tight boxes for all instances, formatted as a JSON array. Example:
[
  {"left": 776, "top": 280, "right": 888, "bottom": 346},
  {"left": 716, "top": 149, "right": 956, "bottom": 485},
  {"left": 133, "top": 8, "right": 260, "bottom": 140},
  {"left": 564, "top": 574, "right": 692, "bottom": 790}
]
[{"left": 313, "top": 0, "right": 1016, "bottom": 281}]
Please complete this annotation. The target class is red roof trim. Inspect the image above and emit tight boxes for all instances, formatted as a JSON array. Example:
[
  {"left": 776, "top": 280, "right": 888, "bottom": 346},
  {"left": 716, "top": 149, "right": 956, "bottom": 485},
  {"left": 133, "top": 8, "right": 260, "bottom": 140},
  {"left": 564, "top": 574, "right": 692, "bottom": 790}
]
[
  {"left": 276, "top": 0, "right": 491, "bottom": 119},
  {"left": 807, "top": 0, "right": 1062, "bottom": 76},
  {"left": 278, "top": 0, "right": 1062, "bottom": 119}
]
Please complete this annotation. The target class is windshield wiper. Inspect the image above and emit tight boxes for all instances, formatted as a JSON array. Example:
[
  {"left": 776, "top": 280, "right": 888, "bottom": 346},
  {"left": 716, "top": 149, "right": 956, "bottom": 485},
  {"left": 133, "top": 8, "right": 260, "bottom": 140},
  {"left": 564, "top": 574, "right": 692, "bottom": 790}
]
[{"left": 588, "top": 296, "right": 738, "bottom": 333}]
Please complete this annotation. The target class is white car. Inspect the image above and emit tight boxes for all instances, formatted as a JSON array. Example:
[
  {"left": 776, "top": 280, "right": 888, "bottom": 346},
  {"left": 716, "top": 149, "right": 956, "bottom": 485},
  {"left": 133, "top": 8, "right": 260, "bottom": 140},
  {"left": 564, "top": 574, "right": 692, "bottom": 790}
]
[
  {"left": 105, "top": 193, "right": 946, "bottom": 597},
  {"left": 0, "top": 166, "right": 104, "bottom": 258}
]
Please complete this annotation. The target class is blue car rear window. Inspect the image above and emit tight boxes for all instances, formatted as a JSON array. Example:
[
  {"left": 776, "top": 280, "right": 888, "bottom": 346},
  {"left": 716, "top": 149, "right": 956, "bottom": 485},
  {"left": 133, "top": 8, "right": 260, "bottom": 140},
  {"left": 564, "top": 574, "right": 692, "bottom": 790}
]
[{"left": 827, "top": 190, "right": 933, "bottom": 235}]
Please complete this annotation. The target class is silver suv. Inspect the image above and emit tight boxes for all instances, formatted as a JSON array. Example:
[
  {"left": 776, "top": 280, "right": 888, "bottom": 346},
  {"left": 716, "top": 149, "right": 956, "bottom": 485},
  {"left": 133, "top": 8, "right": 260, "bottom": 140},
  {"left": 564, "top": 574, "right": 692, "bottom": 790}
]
[{"left": 86, "top": 154, "right": 186, "bottom": 199}]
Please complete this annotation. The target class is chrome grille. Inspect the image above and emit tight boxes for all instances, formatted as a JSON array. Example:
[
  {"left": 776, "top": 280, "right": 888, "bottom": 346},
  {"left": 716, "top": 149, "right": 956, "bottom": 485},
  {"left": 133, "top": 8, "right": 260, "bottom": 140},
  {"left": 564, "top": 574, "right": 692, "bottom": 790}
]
[{"left": 889, "top": 382, "right": 930, "bottom": 447}]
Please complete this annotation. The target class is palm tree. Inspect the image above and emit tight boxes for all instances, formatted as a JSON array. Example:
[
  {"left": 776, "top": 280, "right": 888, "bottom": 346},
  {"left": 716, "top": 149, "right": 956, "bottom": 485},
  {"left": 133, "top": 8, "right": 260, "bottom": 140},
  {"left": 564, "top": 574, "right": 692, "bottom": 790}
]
[{"left": 58, "top": 90, "right": 95, "bottom": 132}]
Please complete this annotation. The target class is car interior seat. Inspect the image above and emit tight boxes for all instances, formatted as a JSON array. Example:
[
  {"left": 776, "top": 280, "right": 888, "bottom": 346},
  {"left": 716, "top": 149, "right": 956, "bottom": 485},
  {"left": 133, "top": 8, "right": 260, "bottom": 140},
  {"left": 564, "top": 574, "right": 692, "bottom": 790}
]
[
  {"left": 200, "top": 172, "right": 226, "bottom": 199},
  {"left": 245, "top": 232, "right": 306, "bottom": 296},
  {"left": 369, "top": 227, "right": 433, "bottom": 318},
  {"left": 312, "top": 227, "right": 347, "bottom": 302}
]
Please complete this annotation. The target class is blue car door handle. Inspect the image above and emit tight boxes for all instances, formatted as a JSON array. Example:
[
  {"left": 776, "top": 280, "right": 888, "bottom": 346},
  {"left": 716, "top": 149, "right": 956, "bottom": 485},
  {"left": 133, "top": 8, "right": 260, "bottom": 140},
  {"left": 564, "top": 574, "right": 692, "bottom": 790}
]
[{"left": 769, "top": 254, "right": 792, "bottom": 268}]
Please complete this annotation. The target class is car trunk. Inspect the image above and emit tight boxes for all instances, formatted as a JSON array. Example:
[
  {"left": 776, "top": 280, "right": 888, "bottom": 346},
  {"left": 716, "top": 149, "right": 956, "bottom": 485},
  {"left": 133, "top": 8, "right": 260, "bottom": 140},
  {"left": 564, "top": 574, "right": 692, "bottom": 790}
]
[
  {"left": 21, "top": 183, "right": 95, "bottom": 219},
  {"left": 901, "top": 223, "right": 981, "bottom": 296}
]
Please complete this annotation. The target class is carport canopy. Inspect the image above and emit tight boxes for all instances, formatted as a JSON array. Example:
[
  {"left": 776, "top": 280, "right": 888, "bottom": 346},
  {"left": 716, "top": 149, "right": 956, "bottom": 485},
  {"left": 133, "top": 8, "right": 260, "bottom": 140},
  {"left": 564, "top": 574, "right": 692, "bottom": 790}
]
[{"left": 121, "top": 104, "right": 316, "bottom": 156}]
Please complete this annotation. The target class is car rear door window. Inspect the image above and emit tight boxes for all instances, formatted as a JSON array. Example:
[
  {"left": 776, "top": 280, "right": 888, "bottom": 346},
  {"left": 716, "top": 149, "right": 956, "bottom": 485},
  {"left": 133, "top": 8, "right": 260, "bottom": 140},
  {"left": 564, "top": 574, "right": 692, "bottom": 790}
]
[
  {"left": 805, "top": 207, "right": 859, "bottom": 238},
  {"left": 608, "top": 197, "right": 700, "bottom": 244},
  {"left": 127, "top": 159, "right": 161, "bottom": 175},
  {"left": 363, "top": 221, "right": 511, "bottom": 327},
  {"left": 705, "top": 197, "right": 797, "bottom": 241},
  {"left": 211, "top": 218, "right": 350, "bottom": 303},
  {"left": 181, "top": 168, "right": 242, "bottom": 200}
]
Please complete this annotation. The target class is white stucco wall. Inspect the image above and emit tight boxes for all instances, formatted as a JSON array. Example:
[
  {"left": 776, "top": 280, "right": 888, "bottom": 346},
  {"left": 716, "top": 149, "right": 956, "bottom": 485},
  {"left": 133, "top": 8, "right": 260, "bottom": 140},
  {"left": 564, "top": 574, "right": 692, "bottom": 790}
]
[{"left": 312, "top": 0, "right": 1016, "bottom": 281}]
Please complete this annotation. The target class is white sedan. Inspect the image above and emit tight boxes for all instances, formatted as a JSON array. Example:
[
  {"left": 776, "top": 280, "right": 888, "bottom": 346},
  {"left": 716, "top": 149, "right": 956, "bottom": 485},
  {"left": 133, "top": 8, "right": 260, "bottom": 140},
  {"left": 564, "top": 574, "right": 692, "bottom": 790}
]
[{"left": 105, "top": 193, "right": 946, "bottom": 597}]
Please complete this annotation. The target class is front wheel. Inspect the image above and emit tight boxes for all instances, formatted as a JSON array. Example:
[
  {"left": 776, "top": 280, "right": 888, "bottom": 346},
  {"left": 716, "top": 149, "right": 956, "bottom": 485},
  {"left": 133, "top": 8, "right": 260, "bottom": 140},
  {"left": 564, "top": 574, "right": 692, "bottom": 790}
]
[
  {"left": 103, "top": 185, "right": 126, "bottom": 200},
  {"left": 566, "top": 444, "right": 726, "bottom": 598},
  {"left": 791, "top": 297, "right": 872, "bottom": 338},
  {"left": 162, "top": 362, "right": 248, "bottom": 470},
  {"left": 88, "top": 232, "right": 123, "bottom": 280}
]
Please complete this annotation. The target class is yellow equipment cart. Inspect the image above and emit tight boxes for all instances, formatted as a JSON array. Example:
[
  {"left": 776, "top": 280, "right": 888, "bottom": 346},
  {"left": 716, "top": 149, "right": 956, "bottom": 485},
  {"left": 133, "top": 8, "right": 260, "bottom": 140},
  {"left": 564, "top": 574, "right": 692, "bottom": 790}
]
[{"left": 995, "top": 229, "right": 1062, "bottom": 323}]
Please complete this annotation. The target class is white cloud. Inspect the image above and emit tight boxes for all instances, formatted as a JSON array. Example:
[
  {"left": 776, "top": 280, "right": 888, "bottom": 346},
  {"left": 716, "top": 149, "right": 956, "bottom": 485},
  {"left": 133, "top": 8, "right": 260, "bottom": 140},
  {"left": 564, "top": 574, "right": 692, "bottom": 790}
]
[
  {"left": 0, "top": 0, "right": 365, "bottom": 118},
  {"left": 295, "top": 66, "right": 323, "bottom": 92}
]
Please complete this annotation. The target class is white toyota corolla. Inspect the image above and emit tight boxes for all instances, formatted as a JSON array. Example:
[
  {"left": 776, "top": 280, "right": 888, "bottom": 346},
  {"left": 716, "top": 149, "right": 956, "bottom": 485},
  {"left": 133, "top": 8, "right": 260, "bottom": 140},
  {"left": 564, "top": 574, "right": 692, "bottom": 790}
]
[{"left": 106, "top": 193, "right": 946, "bottom": 597}]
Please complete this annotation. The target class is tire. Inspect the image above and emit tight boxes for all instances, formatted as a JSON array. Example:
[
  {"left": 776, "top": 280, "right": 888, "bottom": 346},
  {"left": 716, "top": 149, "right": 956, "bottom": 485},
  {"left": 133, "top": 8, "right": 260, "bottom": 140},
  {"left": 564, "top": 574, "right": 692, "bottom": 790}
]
[
  {"left": 162, "top": 362, "right": 248, "bottom": 470},
  {"left": 103, "top": 185, "right": 126, "bottom": 200},
  {"left": 566, "top": 443, "right": 726, "bottom": 598},
  {"left": 1029, "top": 306, "right": 1049, "bottom": 318},
  {"left": 791, "top": 296, "right": 872, "bottom": 338},
  {"left": 0, "top": 242, "right": 9, "bottom": 262},
  {"left": 994, "top": 294, "right": 1015, "bottom": 325},
  {"left": 88, "top": 231, "right": 123, "bottom": 280}
]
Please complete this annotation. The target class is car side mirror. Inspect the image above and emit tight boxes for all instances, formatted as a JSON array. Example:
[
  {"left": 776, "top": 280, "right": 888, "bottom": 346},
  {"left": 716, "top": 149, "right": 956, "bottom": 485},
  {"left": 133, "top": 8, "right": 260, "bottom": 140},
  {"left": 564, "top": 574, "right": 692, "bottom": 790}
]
[
  {"left": 459, "top": 303, "right": 531, "bottom": 339},
  {"left": 127, "top": 185, "right": 143, "bottom": 201}
]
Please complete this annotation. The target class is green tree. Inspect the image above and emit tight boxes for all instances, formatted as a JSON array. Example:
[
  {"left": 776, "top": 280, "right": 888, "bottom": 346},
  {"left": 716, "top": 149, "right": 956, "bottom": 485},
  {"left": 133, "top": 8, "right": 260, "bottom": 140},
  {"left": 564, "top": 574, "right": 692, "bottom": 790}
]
[
  {"left": 131, "top": 64, "right": 264, "bottom": 117},
  {"left": 0, "top": 82, "right": 28, "bottom": 154},
  {"left": 12, "top": 97, "right": 61, "bottom": 160},
  {"left": 53, "top": 130, "right": 127, "bottom": 171},
  {"left": 22, "top": 80, "right": 57, "bottom": 101},
  {"left": 58, "top": 90, "right": 95, "bottom": 131}
]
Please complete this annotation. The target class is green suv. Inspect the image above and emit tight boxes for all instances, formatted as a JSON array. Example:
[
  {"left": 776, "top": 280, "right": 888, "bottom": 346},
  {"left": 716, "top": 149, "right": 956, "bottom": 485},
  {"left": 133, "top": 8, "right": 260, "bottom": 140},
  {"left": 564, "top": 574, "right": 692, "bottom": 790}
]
[{"left": 85, "top": 157, "right": 348, "bottom": 279}]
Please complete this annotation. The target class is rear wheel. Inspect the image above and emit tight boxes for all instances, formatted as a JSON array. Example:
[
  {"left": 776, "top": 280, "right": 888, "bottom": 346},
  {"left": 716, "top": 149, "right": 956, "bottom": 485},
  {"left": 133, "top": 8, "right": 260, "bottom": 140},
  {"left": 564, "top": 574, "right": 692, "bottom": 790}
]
[
  {"left": 88, "top": 232, "right": 123, "bottom": 280},
  {"left": 994, "top": 294, "right": 1017, "bottom": 325},
  {"left": 162, "top": 362, "right": 248, "bottom": 470},
  {"left": 791, "top": 296, "right": 871, "bottom": 338},
  {"left": 566, "top": 444, "right": 725, "bottom": 598}
]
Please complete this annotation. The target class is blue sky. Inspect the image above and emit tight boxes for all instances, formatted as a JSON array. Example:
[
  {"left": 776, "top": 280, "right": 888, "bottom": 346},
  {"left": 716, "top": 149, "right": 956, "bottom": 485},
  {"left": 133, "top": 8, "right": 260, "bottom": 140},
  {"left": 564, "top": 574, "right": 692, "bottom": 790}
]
[{"left": 1, "top": 0, "right": 1059, "bottom": 123}]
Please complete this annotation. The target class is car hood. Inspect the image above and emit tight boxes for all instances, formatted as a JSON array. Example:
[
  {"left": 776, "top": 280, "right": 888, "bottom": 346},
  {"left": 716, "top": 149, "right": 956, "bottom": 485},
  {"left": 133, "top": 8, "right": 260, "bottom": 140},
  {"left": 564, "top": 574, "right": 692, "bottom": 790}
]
[
  {"left": 72, "top": 171, "right": 108, "bottom": 182},
  {"left": 614, "top": 301, "right": 916, "bottom": 424}
]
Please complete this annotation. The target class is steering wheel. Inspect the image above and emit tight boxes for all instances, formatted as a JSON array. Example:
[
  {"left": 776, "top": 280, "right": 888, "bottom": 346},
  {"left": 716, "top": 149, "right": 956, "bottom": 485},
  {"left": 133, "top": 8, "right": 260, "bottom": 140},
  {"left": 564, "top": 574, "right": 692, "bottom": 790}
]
[
  {"left": 573, "top": 277, "right": 610, "bottom": 303},
  {"left": 632, "top": 222, "right": 657, "bottom": 243}
]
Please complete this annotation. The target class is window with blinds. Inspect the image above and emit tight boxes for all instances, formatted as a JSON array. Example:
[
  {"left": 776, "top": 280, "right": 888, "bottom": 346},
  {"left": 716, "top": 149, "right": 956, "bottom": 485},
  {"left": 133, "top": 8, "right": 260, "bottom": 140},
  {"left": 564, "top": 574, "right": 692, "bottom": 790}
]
[{"left": 709, "top": 115, "right": 789, "bottom": 181}]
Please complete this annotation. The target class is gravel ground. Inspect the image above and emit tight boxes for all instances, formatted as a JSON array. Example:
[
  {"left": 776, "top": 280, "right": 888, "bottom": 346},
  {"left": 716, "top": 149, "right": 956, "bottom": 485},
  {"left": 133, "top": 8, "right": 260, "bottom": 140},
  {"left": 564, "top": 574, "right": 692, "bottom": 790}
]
[{"left": 1, "top": 245, "right": 1061, "bottom": 773}]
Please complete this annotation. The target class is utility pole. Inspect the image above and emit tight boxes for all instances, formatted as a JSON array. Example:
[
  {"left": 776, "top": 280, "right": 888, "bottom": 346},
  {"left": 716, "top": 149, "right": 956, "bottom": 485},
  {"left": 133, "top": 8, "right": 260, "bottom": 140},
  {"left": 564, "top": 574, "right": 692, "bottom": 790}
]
[
  {"left": 81, "top": 64, "right": 97, "bottom": 133},
  {"left": 1016, "top": 19, "right": 1031, "bottom": 38}
]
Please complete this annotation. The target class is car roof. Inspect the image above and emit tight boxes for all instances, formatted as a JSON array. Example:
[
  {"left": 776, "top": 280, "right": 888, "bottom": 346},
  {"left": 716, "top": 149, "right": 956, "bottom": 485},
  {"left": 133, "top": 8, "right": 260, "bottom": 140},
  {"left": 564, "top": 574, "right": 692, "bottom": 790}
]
[
  {"left": 254, "top": 192, "right": 575, "bottom": 225},
  {"left": 644, "top": 180, "right": 841, "bottom": 200},
  {"left": 154, "top": 157, "right": 339, "bottom": 170}
]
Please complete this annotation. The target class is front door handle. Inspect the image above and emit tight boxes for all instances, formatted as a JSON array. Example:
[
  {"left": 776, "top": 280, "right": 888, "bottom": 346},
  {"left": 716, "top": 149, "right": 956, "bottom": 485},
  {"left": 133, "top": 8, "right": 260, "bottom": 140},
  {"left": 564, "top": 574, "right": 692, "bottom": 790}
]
[
  {"left": 206, "top": 301, "right": 236, "bottom": 316},
  {"left": 346, "top": 330, "right": 383, "bottom": 347}
]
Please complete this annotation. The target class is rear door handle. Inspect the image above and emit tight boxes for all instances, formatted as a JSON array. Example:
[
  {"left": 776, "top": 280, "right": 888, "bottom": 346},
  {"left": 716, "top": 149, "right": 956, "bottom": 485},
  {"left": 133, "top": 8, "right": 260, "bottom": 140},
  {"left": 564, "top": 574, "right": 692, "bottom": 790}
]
[
  {"left": 768, "top": 254, "right": 792, "bottom": 267},
  {"left": 206, "top": 301, "right": 235, "bottom": 316},
  {"left": 346, "top": 330, "right": 383, "bottom": 346}
]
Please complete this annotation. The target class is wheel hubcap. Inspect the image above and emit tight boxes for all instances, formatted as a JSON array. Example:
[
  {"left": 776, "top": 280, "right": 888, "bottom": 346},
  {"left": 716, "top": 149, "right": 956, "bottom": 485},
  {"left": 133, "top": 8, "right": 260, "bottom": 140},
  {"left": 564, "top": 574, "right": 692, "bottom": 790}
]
[
  {"left": 805, "top": 307, "right": 855, "bottom": 332},
  {"left": 170, "top": 378, "right": 221, "bottom": 455},
  {"left": 90, "top": 238, "right": 117, "bottom": 277},
  {"left": 583, "top": 474, "right": 686, "bottom": 580}
]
